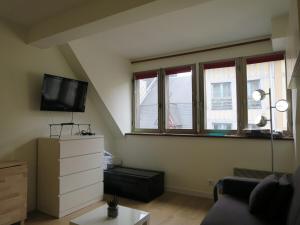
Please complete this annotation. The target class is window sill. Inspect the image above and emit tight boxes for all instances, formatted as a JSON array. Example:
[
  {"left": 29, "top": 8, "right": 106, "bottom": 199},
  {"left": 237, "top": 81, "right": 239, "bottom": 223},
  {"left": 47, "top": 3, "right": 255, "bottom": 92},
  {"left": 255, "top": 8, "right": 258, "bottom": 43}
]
[{"left": 125, "top": 132, "right": 293, "bottom": 140}]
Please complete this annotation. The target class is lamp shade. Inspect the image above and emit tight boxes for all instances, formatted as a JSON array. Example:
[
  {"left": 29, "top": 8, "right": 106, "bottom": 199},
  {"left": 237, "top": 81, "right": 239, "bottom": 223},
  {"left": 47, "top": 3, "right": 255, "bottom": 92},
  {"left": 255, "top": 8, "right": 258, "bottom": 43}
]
[
  {"left": 255, "top": 115, "right": 268, "bottom": 127},
  {"left": 275, "top": 99, "right": 289, "bottom": 112},
  {"left": 252, "top": 89, "right": 266, "bottom": 101}
]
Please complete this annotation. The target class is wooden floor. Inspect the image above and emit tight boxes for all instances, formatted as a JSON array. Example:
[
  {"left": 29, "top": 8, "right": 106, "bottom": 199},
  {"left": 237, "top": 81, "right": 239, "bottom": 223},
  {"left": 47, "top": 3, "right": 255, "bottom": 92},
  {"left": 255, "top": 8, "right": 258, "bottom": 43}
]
[{"left": 26, "top": 193, "right": 213, "bottom": 225}]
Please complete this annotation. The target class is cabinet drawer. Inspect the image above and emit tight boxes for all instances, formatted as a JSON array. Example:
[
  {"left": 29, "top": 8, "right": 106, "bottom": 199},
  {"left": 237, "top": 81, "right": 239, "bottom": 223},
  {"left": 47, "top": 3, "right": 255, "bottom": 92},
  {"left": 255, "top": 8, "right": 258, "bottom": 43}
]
[
  {"left": 0, "top": 194, "right": 26, "bottom": 215},
  {"left": 60, "top": 153, "right": 102, "bottom": 176},
  {"left": 0, "top": 208, "right": 25, "bottom": 225},
  {"left": 59, "top": 182, "right": 103, "bottom": 213},
  {"left": 59, "top": 168, "right": 103, "bottom": 194},
  {"left": 0, "top": 174, "right": 26, "bottom": 193},
  {"left": 60, "top": 138, "right": 103, "bottom": 158}
]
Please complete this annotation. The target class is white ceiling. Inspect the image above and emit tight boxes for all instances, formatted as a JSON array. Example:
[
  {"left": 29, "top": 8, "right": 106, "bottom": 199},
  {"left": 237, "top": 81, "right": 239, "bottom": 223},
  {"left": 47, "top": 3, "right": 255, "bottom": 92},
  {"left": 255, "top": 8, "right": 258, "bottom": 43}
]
[
  {"left": 0, "top": 0, "right": 289, "bottom": 59},
  {"left": 0, "top": 0, "right": 90, "bottom": 26},
  {"left": 87, "top": 0, "right": 289, "bottom": 60}
]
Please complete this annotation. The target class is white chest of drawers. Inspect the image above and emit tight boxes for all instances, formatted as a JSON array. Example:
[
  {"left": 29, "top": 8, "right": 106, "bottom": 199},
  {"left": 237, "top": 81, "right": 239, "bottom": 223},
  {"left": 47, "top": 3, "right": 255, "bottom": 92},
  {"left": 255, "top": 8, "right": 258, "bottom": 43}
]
[{"left": 37, "top": 136, "right": 104, "bottom": 218}]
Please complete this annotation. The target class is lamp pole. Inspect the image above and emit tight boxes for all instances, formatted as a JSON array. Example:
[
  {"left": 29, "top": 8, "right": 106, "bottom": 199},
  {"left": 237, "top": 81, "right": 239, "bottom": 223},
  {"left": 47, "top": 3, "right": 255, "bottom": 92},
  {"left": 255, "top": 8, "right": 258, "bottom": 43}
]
[
  {"left": 268, "top": 88, "right": 274, "bottom": 173},
  {"left": 253, "top": 88, "right": 289, "bottom": 174}
]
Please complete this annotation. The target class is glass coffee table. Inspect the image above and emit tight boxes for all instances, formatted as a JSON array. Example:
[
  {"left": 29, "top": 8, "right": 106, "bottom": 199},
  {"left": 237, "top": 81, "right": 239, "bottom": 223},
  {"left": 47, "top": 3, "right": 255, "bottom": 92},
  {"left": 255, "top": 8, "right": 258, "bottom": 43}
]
[{"left": 70, "top": 204, "right": 150, "bottom": 225}]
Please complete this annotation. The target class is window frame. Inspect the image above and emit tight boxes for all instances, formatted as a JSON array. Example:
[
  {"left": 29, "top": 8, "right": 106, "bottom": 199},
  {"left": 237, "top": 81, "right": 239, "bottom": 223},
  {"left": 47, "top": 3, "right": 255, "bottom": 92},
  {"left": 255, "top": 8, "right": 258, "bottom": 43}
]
[
  {"left": 131, "top": 52, "right": 292, "bottom": 138},
  {"left": 242, "top": 52, "right": 292, "bottom": 136},
  {"left": 132, "top": 69, "right": 161, "bottom": 133},
  {"left": 200, "top": 59, "right": 238, "bottom": 134},
  {"left": 163, "top": 64, "right": 197, "bottom": 134}
]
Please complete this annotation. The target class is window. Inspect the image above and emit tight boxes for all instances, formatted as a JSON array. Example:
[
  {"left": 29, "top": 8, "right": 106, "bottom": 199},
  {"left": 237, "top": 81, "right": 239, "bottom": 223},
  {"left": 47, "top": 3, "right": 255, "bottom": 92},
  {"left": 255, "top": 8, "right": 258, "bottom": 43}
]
[
  {"left": 246, "top": 53, "right": 287, "bottom": 131},
  {"left": 247, "top": 80, "right": 261, "bottom": 109},
  {"left": 247, "top": 124, "right": 258, "bottom": 129},
  {"left": 211, "top": 82, "right": 232, "bottom": 110},
  {"left": 213, "top": 123, "right": 232, "bottom": 130},
  {"left": 134, "top": 70, "right": 159, "bottom": 130},
  {"left": 132, "top": 52, "right": 290, "bottom": 136},
  {"left": 164, "top": 66, "right": 195, "bottom": 130},
  {"left": 204, "top": 61, "right": 237, "bottom": 130}
]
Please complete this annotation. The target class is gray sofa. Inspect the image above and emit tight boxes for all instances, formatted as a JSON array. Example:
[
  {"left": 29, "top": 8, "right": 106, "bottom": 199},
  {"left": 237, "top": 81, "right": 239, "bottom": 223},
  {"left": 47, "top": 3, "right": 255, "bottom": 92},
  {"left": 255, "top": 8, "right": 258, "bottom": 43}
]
[{"left": 201, "top": 167, "right": 300, "bottom": 225}]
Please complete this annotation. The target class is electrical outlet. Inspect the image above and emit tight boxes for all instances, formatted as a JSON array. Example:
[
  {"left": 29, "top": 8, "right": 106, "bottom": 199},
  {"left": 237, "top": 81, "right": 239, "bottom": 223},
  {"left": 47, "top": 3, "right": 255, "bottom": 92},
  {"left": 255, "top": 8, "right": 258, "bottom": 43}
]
[{"left": 208, "top": 179, "right": 215, "bottom": 187}]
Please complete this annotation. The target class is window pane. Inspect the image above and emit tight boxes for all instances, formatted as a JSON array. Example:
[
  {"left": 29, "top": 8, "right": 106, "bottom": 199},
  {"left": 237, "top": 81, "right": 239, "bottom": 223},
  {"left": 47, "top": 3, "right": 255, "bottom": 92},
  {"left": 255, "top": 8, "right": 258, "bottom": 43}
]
[
  {"left": 211, "top": 82, "right": 232, "bottom": 110},
  {"left": 223, "top": 82, "right": 231, "bottom": 97},
  {"left": 212, "top": 83, "right": 221, "bottom": 98},
  {"left": 165, "top": 68, "right": 193, "bottom": 129},
  {"left": 204, "top": 65, "right": 237, "bottom": 130},
  {"left": 135, "top": 76, "right": 158, "bottom": 129},
  {"left": 247, "top": 80, "right": 261, "bottom": 109},
  {"left": 213, "top": 123, "right": 232, "bottom": 130},
  {"left": 247, "top": 59, "right": 287, "bottom": 131}
]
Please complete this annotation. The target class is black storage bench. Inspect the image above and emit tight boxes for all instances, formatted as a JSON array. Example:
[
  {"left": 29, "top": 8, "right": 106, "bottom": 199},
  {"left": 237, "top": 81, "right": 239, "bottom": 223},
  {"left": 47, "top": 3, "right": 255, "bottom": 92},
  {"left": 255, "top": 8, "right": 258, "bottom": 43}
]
[{"left": 104, "top": 166, "right": 164, "bottom": 202}]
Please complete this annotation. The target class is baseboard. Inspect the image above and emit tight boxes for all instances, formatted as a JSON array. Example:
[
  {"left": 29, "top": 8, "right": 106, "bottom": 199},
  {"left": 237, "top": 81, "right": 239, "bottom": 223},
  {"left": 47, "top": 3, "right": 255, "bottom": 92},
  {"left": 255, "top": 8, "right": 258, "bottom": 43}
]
[{"left": 165, "top": 186, "right": 213, "bottom": 199}]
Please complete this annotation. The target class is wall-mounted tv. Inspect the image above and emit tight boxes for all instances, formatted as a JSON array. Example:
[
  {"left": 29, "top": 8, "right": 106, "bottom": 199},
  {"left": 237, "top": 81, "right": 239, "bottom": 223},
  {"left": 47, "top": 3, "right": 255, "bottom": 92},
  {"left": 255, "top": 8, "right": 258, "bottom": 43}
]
[{"left": 40, "top": 74, "right": 88, "bottom": 112}]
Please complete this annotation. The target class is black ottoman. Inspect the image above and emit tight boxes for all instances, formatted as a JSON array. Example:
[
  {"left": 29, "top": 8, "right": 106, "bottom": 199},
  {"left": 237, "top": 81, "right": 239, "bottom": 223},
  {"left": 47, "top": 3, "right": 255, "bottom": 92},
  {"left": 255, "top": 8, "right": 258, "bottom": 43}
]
[{"left": 104, "top": 166, "right": 164, "bottom": 202}]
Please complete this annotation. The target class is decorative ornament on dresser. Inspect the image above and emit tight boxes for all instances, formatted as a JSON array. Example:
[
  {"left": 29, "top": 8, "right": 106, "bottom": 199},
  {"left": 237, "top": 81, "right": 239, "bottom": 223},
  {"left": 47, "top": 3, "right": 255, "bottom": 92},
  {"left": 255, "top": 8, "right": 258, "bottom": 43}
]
[{"left": 107, "top": 195, "right": 119, "bottom": 218}]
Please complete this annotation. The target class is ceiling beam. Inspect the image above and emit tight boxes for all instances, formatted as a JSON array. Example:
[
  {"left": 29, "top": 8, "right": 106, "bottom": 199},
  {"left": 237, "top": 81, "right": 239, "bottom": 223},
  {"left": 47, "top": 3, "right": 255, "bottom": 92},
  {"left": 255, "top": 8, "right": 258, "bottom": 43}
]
[
  {"left": 271, "top": 14, "right": 288, "bottom": 51},
  {"left": 27, "top": 0, "right": 212, "bottom": 48}
]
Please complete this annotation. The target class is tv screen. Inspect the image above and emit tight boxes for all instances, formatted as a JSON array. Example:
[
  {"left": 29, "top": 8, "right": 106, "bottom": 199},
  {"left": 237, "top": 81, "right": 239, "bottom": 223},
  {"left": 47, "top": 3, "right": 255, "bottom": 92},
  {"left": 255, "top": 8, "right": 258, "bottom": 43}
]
[{"left": 40, "top": 74, "right": 88, "bottom": 112}]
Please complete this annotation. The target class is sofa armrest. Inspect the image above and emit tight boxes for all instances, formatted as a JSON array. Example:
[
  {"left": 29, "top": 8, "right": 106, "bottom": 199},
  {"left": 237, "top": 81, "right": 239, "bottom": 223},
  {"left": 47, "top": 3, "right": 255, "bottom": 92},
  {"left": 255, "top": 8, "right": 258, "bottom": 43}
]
[{"left": 221, "top": 176, "right": 261, "bottom": 199}]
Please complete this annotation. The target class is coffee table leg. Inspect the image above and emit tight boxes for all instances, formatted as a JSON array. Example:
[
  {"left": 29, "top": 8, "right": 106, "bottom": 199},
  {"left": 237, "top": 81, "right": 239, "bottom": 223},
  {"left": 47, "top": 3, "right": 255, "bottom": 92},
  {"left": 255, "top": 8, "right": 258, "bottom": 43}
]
[
  {"left": 138, "top": 215, "right": 150, "bottom": 225},
  {"left": 144, "top": 216, "right": 150, "bottom": 225}
]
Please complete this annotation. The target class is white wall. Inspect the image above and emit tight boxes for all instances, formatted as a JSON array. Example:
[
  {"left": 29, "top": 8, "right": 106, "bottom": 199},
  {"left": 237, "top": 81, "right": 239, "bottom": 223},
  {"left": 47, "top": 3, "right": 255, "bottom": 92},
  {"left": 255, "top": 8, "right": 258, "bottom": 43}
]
[
  {"left": 115, "top": 40, "right": 295, "bottom": 197},
  {"left": 0, "top": 20, "right": 114, "bottom": 211},
  {"left": 69, "top": 36, "right": 132, "bottom": 135},
  {"left": 116, "top": 136, "right": 294, "bottom": 197},
  {"left": 132, "top": 41, "right": 274, "bottom": 71},
  {"left": 292, "top": 89, "right": 300, "bottom": 167}
]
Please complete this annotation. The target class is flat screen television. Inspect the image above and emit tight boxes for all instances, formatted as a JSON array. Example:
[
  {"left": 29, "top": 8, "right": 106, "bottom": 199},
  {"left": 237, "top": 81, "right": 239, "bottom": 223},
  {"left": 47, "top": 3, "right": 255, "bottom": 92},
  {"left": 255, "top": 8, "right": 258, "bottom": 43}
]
[{"left": 40, "top": 74, "right": 88, "bottom": 112}]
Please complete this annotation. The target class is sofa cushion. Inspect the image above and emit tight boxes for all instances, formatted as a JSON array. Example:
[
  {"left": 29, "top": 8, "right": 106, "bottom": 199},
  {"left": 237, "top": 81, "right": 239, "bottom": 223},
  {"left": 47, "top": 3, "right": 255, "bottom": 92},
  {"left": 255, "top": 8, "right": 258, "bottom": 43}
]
[
  {"left": 222, "top": 176, "right": 260, "bottom": 200},
  {"left": 201, "top": 195, "right": 274, "bottom": 225},
  {"left": 287, "top": 167, "right": 300, "bottom": 225},
  {"left": 268, "top": 174, "right": 293, "bottom": 223},
  {"left": 249, "top": 174, "right": 278, "bottom": 214}
]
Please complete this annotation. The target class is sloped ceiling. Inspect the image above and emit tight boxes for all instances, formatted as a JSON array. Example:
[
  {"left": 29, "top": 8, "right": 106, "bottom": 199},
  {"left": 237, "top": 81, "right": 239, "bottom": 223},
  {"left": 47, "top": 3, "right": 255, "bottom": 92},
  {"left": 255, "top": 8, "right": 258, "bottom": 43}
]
[
  {"left": 0, "top": 0, "right": 89, "bottom": 26},
  {"left": 0, "top": 0, "right": 288, "bottom": 58},
  {"left": 88, "top": 0, "right": 289, "bottom": 60}
]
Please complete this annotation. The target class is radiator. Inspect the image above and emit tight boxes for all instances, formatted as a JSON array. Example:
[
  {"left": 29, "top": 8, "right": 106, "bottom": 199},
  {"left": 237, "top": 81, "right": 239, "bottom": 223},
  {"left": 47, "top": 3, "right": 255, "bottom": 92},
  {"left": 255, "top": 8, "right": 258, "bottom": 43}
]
[{"left": 233, "top": 168, "right": 282, "bottom": 179}]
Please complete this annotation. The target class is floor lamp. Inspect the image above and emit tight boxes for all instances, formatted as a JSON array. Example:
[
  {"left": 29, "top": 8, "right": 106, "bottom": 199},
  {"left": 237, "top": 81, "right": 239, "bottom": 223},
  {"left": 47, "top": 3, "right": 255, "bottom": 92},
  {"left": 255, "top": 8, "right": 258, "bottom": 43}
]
[{"left": 252, "top": 88, "right": 289, "bottom": 173}]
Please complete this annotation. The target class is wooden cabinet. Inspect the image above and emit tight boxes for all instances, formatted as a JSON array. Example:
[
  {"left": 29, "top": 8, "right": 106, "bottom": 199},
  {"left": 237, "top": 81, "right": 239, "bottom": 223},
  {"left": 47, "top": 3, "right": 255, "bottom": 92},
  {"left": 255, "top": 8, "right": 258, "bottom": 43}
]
[
  {"left": 37, "top": 136, "right": 104, "bottom": 218},
  {"left": 0, "top": 161, "right": 27, "bottom": 225}
]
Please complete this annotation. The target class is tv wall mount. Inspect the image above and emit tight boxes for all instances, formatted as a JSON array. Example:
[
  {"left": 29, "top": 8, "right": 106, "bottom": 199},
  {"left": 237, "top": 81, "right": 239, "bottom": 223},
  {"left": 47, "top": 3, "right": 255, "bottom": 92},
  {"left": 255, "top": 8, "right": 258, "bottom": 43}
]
[{"left": 49, "top": 123, "right": 92, "bottom": 138}]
